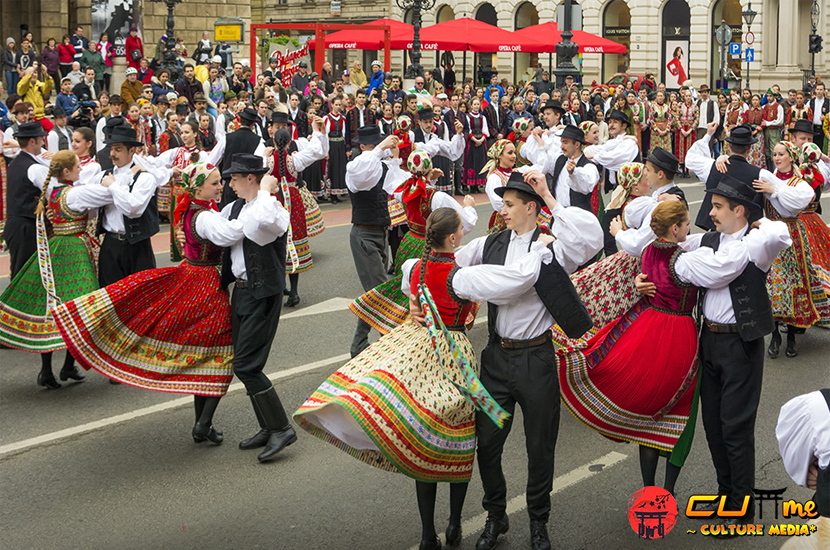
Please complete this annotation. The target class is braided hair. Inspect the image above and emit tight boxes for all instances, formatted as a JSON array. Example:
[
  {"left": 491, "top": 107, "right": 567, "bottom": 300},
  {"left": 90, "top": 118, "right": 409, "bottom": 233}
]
[
  {"left": 35, "top": 150, "right": 77, "bottom": 216},
  {"left": 418, "top": 207, "right": 462, "bottom": 287}
]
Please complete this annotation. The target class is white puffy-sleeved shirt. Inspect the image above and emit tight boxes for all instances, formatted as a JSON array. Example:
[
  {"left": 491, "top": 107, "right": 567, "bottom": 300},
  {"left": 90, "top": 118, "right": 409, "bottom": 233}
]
[
  {"left": 197, "top": 190, "right": 290, "bottom": 280},
  {"left": 454, "top": 203, "right": 602, "bottom": 340},
  {"left": 677, "top": 219, "right": 792, "bottom": 323},
  {"left": 583, "top": 134, "right": 640, "bottom": 187},
  {"left": 345, "top": 147, "right": 410, "bottom": 194}
]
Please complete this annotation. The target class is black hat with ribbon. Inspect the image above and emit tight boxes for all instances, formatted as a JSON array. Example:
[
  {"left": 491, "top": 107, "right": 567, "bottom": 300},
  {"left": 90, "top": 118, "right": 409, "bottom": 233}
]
[
  {"left": 725, "top": 124, "right": 758, "bottom": 145},
  {"left": 495, "top": 171, "right": 545, "bottom": 208},
  {"left": 13, "top": 121, "right": 49, "bottom": 138},
  {"left": 646, "top": 146, "right": 681, "bottom": 175},
  {"left": 607, "top": 109, "right": 630, "bottom": 126},
  {"left": 104, "top": 124, "right": 143, "bottom": 147},
  {"left": 353, "top": 124, "right": 386, "bottom": 145},
  {"left": 221, "top": 153, "right": 269, "bottom": 179},
  {"left": 560, "top": 124, "right": 585, "bottom": 143},
  {"left": 539, "top": 99, "right": 565, "bottom": 116},
  {"left": 706, "top": 173, "right": 763, "bottom": 220}
]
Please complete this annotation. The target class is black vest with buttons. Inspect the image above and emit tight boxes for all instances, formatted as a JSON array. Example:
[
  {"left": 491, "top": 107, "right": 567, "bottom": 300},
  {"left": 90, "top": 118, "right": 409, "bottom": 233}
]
[
  {"left": 545, "top": 154, "right": 594, "bottom": 213},
  {"left": 220, "top": 198, "right": 287, "bottom": 299},
  {"left": 348, "top": 157, "right": 391, "bottom": 227},
  {"left": 95, "top": 168, "right": 159, "bottom": 244},
  {"left": 481, "top": 228, "right": 593, "bottom": 340},
  {"left": 700, "top": 230, "right": 774, "bottom": 341},
  {"left": 5, "top": 152, "right": 40, "bottom": 220}
]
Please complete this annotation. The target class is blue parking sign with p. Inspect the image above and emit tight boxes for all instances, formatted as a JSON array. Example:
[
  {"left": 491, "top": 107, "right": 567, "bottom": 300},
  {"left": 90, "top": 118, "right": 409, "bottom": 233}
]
[{"left": 729, "top": 42, "right": 741, "bottom": 55}]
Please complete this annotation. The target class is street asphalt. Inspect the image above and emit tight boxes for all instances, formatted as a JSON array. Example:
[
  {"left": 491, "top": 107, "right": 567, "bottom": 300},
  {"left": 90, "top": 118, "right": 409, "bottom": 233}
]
[{"left": 0, "top": 177, "right": 828, "bottom": 550}]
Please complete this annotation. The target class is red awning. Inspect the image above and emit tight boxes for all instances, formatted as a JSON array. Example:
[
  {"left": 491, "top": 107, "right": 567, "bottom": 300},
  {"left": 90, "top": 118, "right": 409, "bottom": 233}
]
[
  {"left": 422, "top": 18, "right": 547, "bottom": 53},
  {"left": 310, "top": 19, "right": 412, "bottom": 50},
  {"left": 513, "top": 22, "right": 627, "bottom": 54}
]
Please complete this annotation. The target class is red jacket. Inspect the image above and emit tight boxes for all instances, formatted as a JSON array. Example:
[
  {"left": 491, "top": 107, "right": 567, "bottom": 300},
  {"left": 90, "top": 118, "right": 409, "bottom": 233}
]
[
  {"left": 58, "top": 43, "right": 75, "bottom": 64},
  {"left": 126, "top": 36, "right": 143, "bottom": 69}
]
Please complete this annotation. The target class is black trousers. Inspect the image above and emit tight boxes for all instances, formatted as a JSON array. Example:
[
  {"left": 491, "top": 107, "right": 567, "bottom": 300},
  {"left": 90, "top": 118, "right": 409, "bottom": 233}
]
[
  {"left": 699, "top": 326, "right": 764, "bottom": 521},
  {"left": 98, "top": 234, "right": 156, "bottom": 287},
  {"left": 476, "top": 340, "right": 560, "bottom": 523},
  {"left": 601, "top": 207, "right": 621, "bottom": 258},
  {"left": 231, "top": 287, "right": 281, "bottom": 394},
  {"left": 3, "top": 217, "right": 36, "bottom": 280},
  {"left": 814, "top": 125, "right": 825, "bottom": 152}
]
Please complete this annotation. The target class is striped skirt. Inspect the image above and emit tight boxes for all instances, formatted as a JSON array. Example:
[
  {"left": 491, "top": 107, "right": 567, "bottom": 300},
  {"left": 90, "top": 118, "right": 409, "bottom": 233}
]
[{"left": 294, "top": 321, "right": 477, "bottom": 482}]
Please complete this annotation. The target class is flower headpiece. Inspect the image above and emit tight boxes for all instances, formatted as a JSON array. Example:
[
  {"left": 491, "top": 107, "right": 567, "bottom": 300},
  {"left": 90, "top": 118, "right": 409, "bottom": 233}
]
[
  {"left": 606, "top": 162, "right": 644, "bottom": 211},
  {"left": 481, "top": 138, "right": 512, "bottom": 177},
  {"left": 173, "top": 161, "right": 218, "bottom": 227},
  {"left": 397, "top": 150, "right": 434, "bottom": 204}
]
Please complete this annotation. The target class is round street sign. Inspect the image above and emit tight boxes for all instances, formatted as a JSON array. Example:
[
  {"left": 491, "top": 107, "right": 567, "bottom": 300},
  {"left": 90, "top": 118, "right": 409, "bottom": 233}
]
[
  {"left": 746, "top": 31, "right": 755, "bottom": 45},
  {"left": 716, "top": 22, "right": 733, "bottom": 46}
]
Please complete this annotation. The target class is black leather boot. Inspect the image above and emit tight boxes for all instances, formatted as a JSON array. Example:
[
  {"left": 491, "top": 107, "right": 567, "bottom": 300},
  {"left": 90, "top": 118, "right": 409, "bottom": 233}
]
[
  {"left": 239, "top": 393, "right": 270, "bottom": 450},
  {"left": 475, "top": 515, "right": 509, "bottom": 550},
  {"left": 252, "top": 386, "right": 297, "bottom": 462}
]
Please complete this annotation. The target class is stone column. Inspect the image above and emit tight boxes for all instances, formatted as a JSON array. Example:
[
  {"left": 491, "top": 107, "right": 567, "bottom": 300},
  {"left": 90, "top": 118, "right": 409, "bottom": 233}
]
[
  {"left": 688, "top": 3, "right": 708, "bottom": 86},
  {"left": 627, "top": 0, "right": 659, "bottom": 77}
]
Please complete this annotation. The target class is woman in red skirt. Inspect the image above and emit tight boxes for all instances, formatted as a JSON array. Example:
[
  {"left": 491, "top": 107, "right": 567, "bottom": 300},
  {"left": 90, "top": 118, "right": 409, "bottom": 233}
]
[
  {"left": 557, "top": 200, "right": 772, "bottom": 494},
  {"left": 53, "top": 161, "right": 236, "bottom": 445}
]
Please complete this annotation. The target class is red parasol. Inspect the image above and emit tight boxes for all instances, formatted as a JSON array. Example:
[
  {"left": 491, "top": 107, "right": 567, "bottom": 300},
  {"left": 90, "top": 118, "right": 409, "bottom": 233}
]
[
  {"left": 421, "top": 18, "right": 547, "bottom": 53},
  {"left": 513, "top": 22, "right": 627, "bottom": 54}
]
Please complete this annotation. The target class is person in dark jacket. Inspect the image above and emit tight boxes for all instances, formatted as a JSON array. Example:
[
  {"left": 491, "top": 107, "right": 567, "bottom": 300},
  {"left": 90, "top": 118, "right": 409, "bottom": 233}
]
[
  {"left": 175, "top": 63, "right": 201, "bottom": 110},
  {"left": 40, "top": 38, "right": 60, "bottom": 92}
]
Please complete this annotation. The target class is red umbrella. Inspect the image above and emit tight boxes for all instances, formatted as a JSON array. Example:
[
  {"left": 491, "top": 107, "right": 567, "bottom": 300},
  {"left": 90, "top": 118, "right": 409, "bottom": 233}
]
[
  {"left": 514, "top": 22, "right": 627, "bottom": 54},
  {"left": 310, "top": 19, "right": 412, "bottom": 50},
  {"left": 422, "top": 18, "right": 547, "bottom": 53}
]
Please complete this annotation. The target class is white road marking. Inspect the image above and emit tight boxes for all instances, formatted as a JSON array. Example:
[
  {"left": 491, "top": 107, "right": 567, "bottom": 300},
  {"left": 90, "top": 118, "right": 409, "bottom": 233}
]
[
  {"left": 281, "top": 297, "right": 354, "bottom": 319},
  {"left": 688, "top": 199, "right": 703, "bottom": 206},
  {"left": 0, "top": 353, "right": 350, "bottom": 458},
  {"left": 679, "top": 182, "right": 704, "bottom": 188},
  {"left": 407, "top": 451, "right": 630, "bottom": 550}
]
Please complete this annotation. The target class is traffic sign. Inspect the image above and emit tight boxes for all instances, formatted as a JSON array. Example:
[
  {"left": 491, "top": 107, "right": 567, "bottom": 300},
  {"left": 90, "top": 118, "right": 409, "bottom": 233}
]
[
  {"left": 716, "top": 22, "right": 733, "bottom": 46},
  {"left": 745, "top": 31, "right": 755, "bottom": 45},
  {"left": 729, "top": 42, "right": 741, "bottom": 55},
  {"left": 745, "top": 48, "right": 754, "bottom": 63}
]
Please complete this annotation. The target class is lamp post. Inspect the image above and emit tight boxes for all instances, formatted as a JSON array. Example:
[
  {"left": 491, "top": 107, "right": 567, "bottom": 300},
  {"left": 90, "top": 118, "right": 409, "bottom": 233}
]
[
  {"left": 811, "top": 0, "right": 821, "bottom": 77},
  {"left": 395, "top": 0, "right": 436, "bottom": 79},
  {"left": 151, "top": 0, "right": 183, "bottom": 81},
  {"left": 742, "top": 2, "right": 756, "bottom": 90},
  {"left": 553, "top": 0, "right": 580, "bottom": 87}
]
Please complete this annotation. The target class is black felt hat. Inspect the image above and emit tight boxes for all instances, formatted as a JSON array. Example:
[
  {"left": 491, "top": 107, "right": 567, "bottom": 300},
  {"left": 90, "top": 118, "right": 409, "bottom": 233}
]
[
  {"left": 270, "top": 111, "right": 289, "bottom": 125},
  {"left": 560, "top": 124, "right": 585, "bottom": 143},
  {"left": 725, "top": 124, "right": 758, "bottom": 145},
  {"left": 13, "top": 121, "right": 49, "bottom": 138},
  {"left": 646, "top": 147, "right": 681, "bottom": 175},
  {"left": 607, "top": 109, "right": 630, "bottom": 126},
  {"left": 789, "top": 119, "right": 814, "bottom": 135},
  {"left": 221, "top": 153, "right": 269, "bottom": 178},
  {"left": 495, "top": 171, "right": 545, "bottom": 208},
  {"left": 417, "top": 106, "right": 434, "bottom": 121},
  {"left": 706, "top": 174, "right": 763, "bottom": 220},
  {"left": 539, "top": 99, "right": 565, "bottom": 116},
  {"left": 353, "top": 124, "right": 385, "bottom": 145},
  {"left": 104, "top": 124, "right": 143, "bottom": 147},
  {"left": 238, "top": 107, "right": 259, "bottom": 123}
]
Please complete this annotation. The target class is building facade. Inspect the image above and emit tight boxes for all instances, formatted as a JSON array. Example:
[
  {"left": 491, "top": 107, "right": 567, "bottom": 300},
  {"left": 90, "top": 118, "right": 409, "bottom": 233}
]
[
  {"left": 1, "top": 0, "right": 250, "bottom": 91},
  {"left": 259, "top": 0, "right": 829, "bottom": 91}
]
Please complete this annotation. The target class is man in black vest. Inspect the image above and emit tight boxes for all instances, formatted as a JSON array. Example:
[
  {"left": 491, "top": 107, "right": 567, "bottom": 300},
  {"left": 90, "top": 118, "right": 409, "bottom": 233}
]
[
  {"left": 583, "top": 109, "right": 641, "bottom": 256},
  {"left": 525, "top": 125, "right": 599, "bottom": 214},
  {"left": 219, "top": 153, "right": 295, "bottom": 463},
  {"left": 94, "top": 124, "right": 164, "bottom": 287},
  {"left": 808, "top": 82, "right": 828, "bottom": 151},
  {"left": 637, "top": 176, "right": 791, "bottom": 533},
  {"left": 3, "top": 122, "right": 48, "bottom": 278},
  {"left": 219, "top": 107, "right": 266, "bottom": 208},
  {"left": 344, "top": 125, "right": 410, "bottom": 357},
  {"left": 686, "top": 122, "right": 772, "bottom": 231},
  {"left": 454, "top": 174, "right": 602, "bottom": 550}
]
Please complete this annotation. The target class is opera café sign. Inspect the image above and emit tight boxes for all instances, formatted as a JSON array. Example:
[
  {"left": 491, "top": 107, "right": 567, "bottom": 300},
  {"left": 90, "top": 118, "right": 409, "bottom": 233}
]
[{"left": 271, "top": 44, "right": 310, "bottom": 79}]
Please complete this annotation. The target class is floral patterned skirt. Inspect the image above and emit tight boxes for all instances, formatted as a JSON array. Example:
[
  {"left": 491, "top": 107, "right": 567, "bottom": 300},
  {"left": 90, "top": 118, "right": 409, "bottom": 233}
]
[
  {"left": 52, "top": 262, "right": 233, "bottom": 396},
  {"left": 299, "top": 186, "right": 325, "bottom": 238},
  {"left": 294, "top": 321, "right": 478, "bottom": 482},
  {"left": 552, "top": 251, "right": 642, "bottom": 348},
  {"left": 767, "top": 218, "right": 830, "bottom": 327}
]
